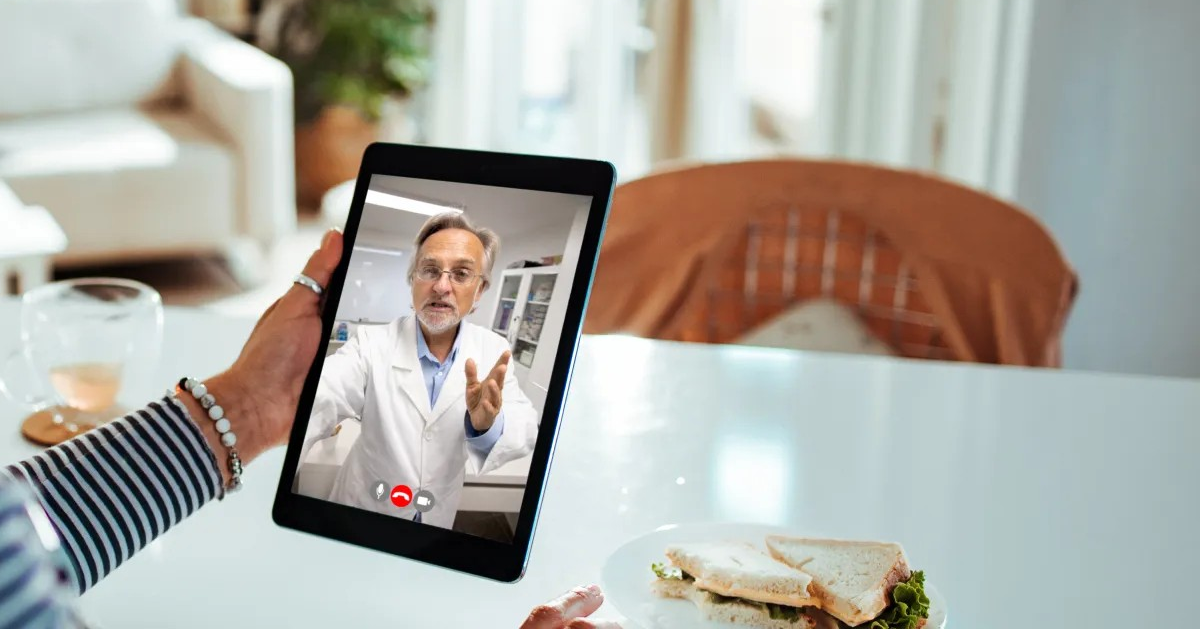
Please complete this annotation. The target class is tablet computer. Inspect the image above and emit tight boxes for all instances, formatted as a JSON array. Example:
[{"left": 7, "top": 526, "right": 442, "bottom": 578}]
[{"left": 272, "top": 143, "right": 615, "bottom": 582}]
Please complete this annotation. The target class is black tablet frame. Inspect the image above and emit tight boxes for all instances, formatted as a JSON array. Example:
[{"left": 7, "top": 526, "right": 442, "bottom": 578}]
[{"left": 272, "top": 143, "right": 615, "bottom": 582}]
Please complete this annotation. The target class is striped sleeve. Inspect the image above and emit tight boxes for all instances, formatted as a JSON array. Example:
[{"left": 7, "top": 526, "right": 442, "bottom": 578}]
[
  {"left": 2, "top": 396, "right": 223, "bottom": 595},
  {"left": 0, "top": 478, "right": 81, "bottom": 629}
]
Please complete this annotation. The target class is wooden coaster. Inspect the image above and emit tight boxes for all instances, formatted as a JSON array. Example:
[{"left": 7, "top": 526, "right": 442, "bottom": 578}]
[{"left": 20, "top": 407, "right": 96, "bottom": 447}]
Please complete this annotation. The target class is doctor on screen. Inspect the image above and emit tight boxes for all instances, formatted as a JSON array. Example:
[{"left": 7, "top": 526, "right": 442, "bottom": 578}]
[{"left": 300, "top": 212, "right": 538, "bottom": 528}]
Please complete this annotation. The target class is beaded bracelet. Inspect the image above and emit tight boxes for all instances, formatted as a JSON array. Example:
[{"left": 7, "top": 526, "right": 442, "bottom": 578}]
[{"left": 176, "top": 377, "right": 243, "bottom": 495}]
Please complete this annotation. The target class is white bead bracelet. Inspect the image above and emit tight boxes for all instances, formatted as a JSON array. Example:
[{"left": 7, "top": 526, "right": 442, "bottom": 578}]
[{"left": 177, "top": 377, "right": 243, "bottom": 495}]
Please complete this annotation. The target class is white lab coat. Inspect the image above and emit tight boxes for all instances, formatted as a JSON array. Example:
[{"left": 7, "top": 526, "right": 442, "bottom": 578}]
[{"left": 299, "top": 316, "right": 538, "bottom": 528}]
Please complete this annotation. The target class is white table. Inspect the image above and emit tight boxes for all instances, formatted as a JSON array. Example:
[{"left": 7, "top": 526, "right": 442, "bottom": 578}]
[{"left": 2, "top": 302, "right": 1200, "bottom": 627}]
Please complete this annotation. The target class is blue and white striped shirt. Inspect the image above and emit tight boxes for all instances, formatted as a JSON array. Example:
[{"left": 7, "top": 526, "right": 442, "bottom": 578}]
[{"left": 0, "top": 397, "right": 221, "bottom": 628}]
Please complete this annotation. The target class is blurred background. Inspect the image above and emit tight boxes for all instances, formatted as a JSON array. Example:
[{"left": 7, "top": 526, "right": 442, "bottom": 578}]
[{"left": 2, "top": 0, "right": 1197, "bottom": 379}]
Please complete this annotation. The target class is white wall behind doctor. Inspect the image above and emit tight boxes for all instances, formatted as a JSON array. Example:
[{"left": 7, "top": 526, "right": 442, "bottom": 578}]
[
  {"left": 1014, "top": 0, "right": 1200, "bottom": 377},
  {"left": 333, "top": 240, "right": 413, "bottom": 324}
]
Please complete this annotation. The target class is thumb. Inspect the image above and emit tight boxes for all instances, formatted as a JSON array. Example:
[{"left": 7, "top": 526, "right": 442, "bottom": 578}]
[
  {"left": 287, "top": 229, "right": 343, "bottom": 305},
  {"left": 465, "top": 358, "right": 478, "bottom": 385}
]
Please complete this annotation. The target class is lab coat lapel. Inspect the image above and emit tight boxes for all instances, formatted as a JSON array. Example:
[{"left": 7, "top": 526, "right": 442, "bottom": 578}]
[
  {"left": 391, "top": 316, "right": 432, "bottom": 423},
  {"left": 429, "top": 324, "right": 471, "bottom": 425}
]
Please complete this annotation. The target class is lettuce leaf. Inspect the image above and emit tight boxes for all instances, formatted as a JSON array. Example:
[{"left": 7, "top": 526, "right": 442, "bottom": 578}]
[
  {"left": 702, "top": 592, "right": 805, "bottom": 624},
  {"left": 650, "top": 563, "right": 806, "bottom": 624},
  {"left": 650, "top": 562, "right": 693, "bottom": 581},
  {"left": 868, "top": 571, "right": 931, "bottom": 629},
  {"left": 765, "top": 602, "right": 805, "bottom": 622},
  {"left": 705, "top": 591, "right": 740, "bottom": 605}
]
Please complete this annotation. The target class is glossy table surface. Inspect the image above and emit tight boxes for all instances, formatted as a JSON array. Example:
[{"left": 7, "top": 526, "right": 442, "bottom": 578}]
[{"left": 2, "top": 301, "right": 1199, "bottom": 627}]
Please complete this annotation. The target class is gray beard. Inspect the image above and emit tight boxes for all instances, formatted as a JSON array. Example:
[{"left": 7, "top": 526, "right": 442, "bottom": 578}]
[{"left": 417, "top": 307, "right": 460, "bottom": 334}]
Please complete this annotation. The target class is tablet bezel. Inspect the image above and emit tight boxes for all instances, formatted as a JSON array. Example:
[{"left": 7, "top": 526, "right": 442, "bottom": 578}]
[{"left": 271, "top": 143, "right": 615, "bottom": 582}]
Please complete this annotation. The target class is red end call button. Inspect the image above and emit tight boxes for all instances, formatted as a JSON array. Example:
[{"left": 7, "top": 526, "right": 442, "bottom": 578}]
[{"left": 389, "top": 484, "right": 413, "bottom": 508}]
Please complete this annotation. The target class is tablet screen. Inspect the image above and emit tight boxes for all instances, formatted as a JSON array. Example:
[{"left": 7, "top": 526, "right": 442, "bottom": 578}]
[{"left": 290, "top": 173, "right": 593, "bottom": 544}]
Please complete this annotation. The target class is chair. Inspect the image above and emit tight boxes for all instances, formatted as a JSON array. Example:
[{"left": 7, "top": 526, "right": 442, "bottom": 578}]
[
  {"left": 583, "top": 159, "right": 1078, "bottom": 366},
  {"left": 0, "top": 0, "right": 295, "bottom": 271}
]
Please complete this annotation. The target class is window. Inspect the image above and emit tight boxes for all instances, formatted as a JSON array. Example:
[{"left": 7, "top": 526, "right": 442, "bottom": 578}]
[
  {"left": 738, "top": 0, "right": 827, "bottom": 154},
  {"left": 515, "top": 0, "right": 582, "bottom": 157},
  {"left": 427, "top": 0, "right": 652, "bottom": 177}
]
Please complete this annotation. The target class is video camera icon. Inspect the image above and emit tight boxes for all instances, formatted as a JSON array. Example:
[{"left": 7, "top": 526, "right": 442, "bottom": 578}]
[{"left": 413, "top": 489, "right": 436, "bottom": 513}]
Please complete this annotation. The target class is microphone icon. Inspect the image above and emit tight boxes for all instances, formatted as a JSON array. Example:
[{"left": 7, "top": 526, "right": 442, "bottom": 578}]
[{"left": 373, "top": 481, "right": 386, "bottom": 501}]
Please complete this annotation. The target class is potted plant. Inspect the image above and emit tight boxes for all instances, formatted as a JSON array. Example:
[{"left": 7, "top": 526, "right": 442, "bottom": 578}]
[{"left": 259, "top": 0, "right": 435, "bottom": 207}]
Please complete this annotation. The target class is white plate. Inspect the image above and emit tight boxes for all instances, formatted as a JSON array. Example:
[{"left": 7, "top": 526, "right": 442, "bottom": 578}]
[{"left": 601, "top": 522, "right": 947, "bottom": 629}]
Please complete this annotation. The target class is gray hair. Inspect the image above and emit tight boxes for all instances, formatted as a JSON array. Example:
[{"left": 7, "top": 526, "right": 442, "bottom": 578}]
[{"left": 406, "top": 212, "right": 500, "bottom": 290}]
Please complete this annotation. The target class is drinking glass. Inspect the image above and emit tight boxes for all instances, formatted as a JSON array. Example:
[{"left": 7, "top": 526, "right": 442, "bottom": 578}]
[{"left": 1, "top": 278, "right": 163, "bottom": 436}]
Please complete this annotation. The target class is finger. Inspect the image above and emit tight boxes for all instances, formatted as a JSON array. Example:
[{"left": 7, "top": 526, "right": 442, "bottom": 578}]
[
  {"left": 487, "top": 363, "right": 507, "bottom": 387},
  {"left": 286, "top": 228, "right": 343, "bottom": 306},
  {"left": 565, "top": 620, "right": 623, "bottom": 629},
  {"left": 465, "top": 358, "right": 479, "bottom": 386},
  {"left": 485, "top": 379, "right": 502, "bottom": 404},
  {"left": 482, "top": 398, "right": 496, "bottom": 418},
  {"left": 521, "top": 586, "right": 604, "bottom": 628},
  {"left": 487, "top": 352, "right": 510, "bottom": 383},
  {"left": 492, "top": 350, "right": 511, "bottom": 373}
]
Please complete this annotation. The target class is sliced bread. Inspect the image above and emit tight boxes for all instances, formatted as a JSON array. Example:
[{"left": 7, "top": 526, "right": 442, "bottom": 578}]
[
  {"left": 653, "top": 577, "right": 822, "bottom": 629},
  {"left": 764, "top": 537, "right": 910, "bottom": 626},
  {"left": 666, "top": 541, "right": 819, "bottom": 608}
]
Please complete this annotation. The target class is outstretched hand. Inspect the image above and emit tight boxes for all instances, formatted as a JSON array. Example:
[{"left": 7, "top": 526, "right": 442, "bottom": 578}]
[{"left": 464, "top": 350, "right": 510, "bottom": 432}]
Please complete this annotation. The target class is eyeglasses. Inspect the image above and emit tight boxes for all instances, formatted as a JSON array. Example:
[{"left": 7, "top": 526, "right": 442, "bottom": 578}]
[{"left": 414, "top": 265, "right": 482, "bottom": 286}]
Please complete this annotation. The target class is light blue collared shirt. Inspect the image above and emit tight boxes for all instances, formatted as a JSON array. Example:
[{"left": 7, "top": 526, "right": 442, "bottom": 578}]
[{"left": 415, "top": 323, "right": 505, "bottom": 454}]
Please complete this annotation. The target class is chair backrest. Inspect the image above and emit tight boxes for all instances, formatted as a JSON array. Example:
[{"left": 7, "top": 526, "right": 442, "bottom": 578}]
[
  {"left": 584, "top": 159, "right": 1078, "bottom": 366},
  {"left": 701, "top": 204, "right": 954, "bottom": 360}
]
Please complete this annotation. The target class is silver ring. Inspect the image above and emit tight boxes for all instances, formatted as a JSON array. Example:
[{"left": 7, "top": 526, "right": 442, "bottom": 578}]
[{"left": 292, "top": 273, "right": 324, "bottom": 296}]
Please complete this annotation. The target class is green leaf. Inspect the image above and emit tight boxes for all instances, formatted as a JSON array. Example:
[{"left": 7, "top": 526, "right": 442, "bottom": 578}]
[
  {"left": 867, "top": 571, "right": 931, "bottom": 629},
  {"left": 704, "top": 591, "right": 740, "bottom": 605},
  {"left": 651, "top": 562, "right": 692, "bottom": 581},
  {"left": 765, "top": 603, "right": 804, "bottom": 622}
]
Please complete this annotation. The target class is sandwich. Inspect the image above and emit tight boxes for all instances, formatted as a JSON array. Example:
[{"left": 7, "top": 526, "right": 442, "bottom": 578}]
[
  {"left": 650, "top": 537, "right": 931, "bottom": 629},
  {"left": 765, "top": 536, "right": 930, "bottom": 628},
  {"left": 651, "top": 541, "right": 826, "bottom": 628}
]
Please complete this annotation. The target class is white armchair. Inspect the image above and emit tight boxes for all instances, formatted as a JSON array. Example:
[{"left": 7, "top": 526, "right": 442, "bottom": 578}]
[{"left": 0, "top": 0, "right": 295, "bottom": 271}]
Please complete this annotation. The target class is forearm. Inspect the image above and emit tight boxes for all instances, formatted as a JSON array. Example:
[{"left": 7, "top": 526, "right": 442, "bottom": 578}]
[
  {"left": 0, "top": 228, "right": 341, "bottom": 603},
  {"left": 174, "top": 371, "right": 275, "bottom": 487},
  {"left": 2, "top": 398, "right": 222, "bottom": 593}
]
